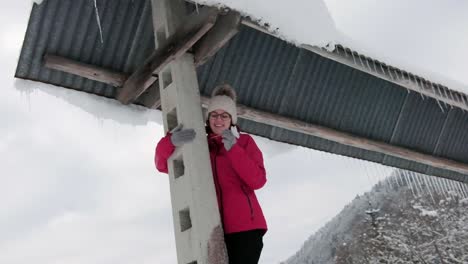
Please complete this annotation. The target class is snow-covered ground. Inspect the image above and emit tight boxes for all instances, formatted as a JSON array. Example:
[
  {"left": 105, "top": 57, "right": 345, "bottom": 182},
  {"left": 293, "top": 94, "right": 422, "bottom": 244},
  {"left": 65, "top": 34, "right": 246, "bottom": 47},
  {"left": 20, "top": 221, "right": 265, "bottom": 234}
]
[{"left": 1, "top": 0, "right": 467, "bottom": 263}]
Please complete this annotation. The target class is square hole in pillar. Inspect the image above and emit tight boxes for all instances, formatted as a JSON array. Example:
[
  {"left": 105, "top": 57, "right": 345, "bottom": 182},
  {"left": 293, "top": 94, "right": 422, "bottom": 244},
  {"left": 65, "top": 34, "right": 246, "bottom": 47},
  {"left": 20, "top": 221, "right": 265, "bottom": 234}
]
[
  {"left": 156, "top": 27, "right": 166, "bottom": 45},
  {"left": 187, "top": 262, "right": 197, "bottom": 264},
  {"left": 173, "top": 155, "right": 184, "bottom": 179},
  {"left": 179, "top": 207, "right": 192, "bottom": 232},
  {"left": 161, "top": 67, "right": 173, "bottom": 89},
  {"left": 166, "top": 107, "right": 178, "bottom": 132}
]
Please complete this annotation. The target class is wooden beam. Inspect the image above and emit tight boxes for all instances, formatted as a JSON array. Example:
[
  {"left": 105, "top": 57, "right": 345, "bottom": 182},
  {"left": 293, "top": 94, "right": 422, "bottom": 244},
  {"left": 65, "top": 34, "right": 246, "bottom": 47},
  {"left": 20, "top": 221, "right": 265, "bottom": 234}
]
[
  {"left": 200, "top": 96, "right": 468, "bottom": 178},
  {"left": 194, "top": 10, "right": 241, "bottom": 66},
  {"left": 141, "top": 77, "right": 161, "bottom": 109},
  {"left": 43, "top": 55, "right": 161, "bottom": 108},
  {"left": 116, "top": 7, "right": 218, "bottom": 105},
  {"left": 43, "top": 54, "right": 127, "bottom": 87},
  {"left": 38, "top": 54, "right": 468, "bottom": 179}
]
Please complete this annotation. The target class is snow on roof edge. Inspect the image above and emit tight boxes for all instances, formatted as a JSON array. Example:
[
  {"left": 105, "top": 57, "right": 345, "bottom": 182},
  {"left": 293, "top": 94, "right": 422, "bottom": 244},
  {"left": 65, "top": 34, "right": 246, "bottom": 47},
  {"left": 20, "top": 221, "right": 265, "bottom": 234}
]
[{"left": 192, "top": 0, "right": 468, "bottom": 98}]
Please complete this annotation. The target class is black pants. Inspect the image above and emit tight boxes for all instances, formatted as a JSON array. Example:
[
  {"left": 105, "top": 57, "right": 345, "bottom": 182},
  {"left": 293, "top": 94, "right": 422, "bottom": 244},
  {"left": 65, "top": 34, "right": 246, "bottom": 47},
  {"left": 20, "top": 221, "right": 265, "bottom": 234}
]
[{"left": 224, "top": 229, "right": 264, "bottom": 264}]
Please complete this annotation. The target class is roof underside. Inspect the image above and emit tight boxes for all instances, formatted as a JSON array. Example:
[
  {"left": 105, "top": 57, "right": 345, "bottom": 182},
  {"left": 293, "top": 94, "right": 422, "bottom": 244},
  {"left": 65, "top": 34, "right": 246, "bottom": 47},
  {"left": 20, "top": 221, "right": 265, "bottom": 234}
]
[{"left": 15, "top": 0, "right": 468, "bottom": 183}]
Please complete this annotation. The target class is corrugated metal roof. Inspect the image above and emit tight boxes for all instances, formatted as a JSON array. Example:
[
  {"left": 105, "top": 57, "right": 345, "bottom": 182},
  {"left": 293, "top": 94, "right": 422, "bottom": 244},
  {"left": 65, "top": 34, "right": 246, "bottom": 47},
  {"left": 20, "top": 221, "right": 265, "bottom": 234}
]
[
  {"left": 15, "top": 0, "right": 468, "bottom": 183},
  {"left": 16, "top": 0, "right": 154, "bottom": 100}
]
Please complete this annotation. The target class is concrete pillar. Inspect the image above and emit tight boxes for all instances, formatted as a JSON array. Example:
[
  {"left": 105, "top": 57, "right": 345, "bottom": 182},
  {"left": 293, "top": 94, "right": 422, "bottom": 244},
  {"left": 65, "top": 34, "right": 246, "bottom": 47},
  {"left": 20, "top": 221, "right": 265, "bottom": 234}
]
[{"left": 151, "top": 1, "right": 228, "bottom": 263}]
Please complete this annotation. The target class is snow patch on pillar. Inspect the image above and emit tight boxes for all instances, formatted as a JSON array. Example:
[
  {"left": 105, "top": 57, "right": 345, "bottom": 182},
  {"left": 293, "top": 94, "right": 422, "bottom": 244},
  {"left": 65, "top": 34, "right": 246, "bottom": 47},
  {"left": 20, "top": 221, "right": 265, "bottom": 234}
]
[{"left": 207, "top": 225, "right": 228, "bottom": 264}]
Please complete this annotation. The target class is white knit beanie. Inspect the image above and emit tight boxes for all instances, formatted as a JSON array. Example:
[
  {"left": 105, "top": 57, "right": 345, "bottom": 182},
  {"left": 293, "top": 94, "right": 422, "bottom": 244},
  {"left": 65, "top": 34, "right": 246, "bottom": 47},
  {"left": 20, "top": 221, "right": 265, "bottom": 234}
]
[{"left": 207, "top": 84, "right": 237, "bottom": 124}]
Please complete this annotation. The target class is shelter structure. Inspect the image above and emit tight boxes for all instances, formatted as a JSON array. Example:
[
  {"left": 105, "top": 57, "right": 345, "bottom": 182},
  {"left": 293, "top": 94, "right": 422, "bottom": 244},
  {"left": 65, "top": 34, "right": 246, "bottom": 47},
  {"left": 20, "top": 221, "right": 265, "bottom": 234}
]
[{"left": 15, "top": 0, "right": 468, "bottom": 263}]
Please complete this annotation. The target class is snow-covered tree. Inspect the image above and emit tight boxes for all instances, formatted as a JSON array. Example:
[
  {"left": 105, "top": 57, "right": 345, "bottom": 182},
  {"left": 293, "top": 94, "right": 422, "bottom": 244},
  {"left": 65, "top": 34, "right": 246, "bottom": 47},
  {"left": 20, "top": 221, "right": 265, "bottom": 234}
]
[{"left": 284, "top": 170, "right": 468, "bottom": 264}]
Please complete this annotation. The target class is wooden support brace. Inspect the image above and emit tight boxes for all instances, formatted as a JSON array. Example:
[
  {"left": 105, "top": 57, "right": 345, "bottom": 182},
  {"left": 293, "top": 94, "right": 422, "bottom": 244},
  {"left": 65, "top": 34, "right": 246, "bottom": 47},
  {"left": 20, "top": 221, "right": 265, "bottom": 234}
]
[
  {"left": 194, "top": 10, "right": 241, "bottom": 66},
  {"left": 141, "top": 77, "right": 161, "bottom": 109},
  {"left": 43, "top": 54, "right": 128, "bottom": 87},
  {"left": 116, "top": 7, "right": 219, "bottom": 105}
]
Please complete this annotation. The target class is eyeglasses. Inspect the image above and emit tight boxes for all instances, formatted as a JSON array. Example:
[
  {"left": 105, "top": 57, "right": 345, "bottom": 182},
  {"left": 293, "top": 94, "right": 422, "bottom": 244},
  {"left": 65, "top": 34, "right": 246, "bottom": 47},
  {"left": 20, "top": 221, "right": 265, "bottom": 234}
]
[{"left": 209, "top": 112, "right": 231, "bottom": 121}]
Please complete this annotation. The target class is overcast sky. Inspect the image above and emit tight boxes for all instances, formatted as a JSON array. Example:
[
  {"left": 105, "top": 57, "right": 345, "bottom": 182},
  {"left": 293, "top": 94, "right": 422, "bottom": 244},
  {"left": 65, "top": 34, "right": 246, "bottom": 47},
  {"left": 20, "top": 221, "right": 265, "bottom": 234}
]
[
  {"left": 1, "top": 0, "right": 466, "bottom": 264},
  {"left": 325, "top": 0, "right": 468, "bottom": 91}
]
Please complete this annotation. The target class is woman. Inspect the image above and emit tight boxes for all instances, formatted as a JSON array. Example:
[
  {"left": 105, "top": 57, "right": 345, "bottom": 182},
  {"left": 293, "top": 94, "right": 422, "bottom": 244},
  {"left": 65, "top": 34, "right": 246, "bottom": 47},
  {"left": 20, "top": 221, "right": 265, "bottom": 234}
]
[{"left": 155, "top": 84, "right": 267, "bottom": 264}]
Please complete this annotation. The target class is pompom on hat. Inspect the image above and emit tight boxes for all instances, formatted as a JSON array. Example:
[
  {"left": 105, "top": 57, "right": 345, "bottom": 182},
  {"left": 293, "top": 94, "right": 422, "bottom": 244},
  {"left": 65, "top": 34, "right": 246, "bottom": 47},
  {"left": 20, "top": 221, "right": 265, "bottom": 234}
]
[{"left": 206, "top": 84, "right": 238, "bottom": 124}]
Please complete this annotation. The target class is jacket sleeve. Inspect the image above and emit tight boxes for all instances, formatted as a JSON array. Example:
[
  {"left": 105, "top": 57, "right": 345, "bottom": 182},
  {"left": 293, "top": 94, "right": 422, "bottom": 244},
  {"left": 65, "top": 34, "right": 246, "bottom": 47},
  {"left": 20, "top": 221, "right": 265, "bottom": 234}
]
[
  {"left": 155, "top": 133, "right": 176, "bottom": 174},
  {"left": 226, "top": 134, "right": 267, "bottom": 190}
]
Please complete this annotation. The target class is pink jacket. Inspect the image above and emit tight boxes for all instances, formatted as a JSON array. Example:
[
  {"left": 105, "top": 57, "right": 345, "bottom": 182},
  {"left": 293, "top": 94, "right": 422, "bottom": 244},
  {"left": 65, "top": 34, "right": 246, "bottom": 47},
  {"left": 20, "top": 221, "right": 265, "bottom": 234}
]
[{"left": 155, "top": 132, "right": 268, "bottom": 234}]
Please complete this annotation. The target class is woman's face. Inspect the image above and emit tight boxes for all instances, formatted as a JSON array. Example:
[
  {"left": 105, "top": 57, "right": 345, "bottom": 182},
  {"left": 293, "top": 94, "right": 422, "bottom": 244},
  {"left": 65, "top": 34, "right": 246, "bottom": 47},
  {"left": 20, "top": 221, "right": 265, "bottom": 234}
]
[{"left": 208, "top": 109, "right": 232, "bottom": 135}]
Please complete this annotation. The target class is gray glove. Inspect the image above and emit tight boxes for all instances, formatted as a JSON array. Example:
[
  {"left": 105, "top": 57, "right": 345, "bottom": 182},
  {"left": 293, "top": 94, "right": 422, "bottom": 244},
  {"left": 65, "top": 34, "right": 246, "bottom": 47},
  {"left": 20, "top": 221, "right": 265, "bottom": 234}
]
[
  {"left": 170, "top": 124, "right": 196, "bottom": 147},
  {"left": 222, "top": 129, "right": 237, "bottom": 151}
]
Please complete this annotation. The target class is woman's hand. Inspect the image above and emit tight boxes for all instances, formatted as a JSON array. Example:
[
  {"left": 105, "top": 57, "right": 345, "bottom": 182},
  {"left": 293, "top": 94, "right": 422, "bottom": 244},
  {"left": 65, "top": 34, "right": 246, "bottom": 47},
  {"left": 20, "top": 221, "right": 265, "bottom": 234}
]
[
  {"left": 222, "top": 129, "right": 237, "bottom": 151},
  {"left": 170, "top": 124, "right": 196, "bottom": 147}
]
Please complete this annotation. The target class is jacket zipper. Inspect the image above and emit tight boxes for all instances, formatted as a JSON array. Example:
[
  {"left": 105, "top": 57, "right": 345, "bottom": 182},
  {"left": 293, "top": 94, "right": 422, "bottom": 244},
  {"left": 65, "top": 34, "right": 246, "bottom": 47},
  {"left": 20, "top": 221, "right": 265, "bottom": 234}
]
[
  {"left": 241, "top": 186, "right": 255, "bottom": 221},
  {"left": 213, "top": 144, "right": 225, "bottom": 227}
]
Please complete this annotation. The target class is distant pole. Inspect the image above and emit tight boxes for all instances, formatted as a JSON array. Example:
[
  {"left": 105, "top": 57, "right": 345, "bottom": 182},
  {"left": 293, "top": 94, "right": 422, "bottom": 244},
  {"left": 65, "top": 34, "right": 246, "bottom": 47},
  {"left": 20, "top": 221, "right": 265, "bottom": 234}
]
[{"left": 151, "top": 0, "right": 228, "bottom": 263}]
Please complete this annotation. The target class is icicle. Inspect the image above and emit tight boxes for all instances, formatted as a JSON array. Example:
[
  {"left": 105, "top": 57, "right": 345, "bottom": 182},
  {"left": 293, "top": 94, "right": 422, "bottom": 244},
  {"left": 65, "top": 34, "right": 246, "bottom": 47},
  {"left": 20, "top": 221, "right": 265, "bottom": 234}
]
[
  {"left": 409, "top": 171, "right": 422, "bottom": 197},
  {"left": 441, "top": 178, "right": 453, "bottom": 200},
  {"left": 372, "top": 59, "right": 378, "bottom": 73},
  {"left": 433, "top": 176, "right": 447, "bottom": 199},
  {"left": 376, "top": 164, "right": 389, "bottom": 189},
  {"left": 407, "top": 171, "right": 417, "bottom": 196},
  {"left": 392, "top": 169, "right": 401, "bottom": 189},
  {"left": 403, "top": 170, "right": 417, "bottom": 197},
  {"left": 460, "top": 182, "right": 468, "bottom": 198},
  {"left": 428, "top": 175, "right": 441, "bottom": 198},
  {"left": 358, "top": 54, "right": 365, "bottom": 68},
  {"left": 397, "top": 169, "right": 405, "bottom": 188},
  {"left": 335, "top": 46, "right": 341, "bottom": 56},
  {"left": 440, "top": 86, "right": 458, "bottom": 108},
  {"left": 421, "top": 79, "right": 427, "bottom": 99},
  {"left": 421, "top": 173, "right": 437, "bottom": 204},
  {"left": 388, "top": 67, "right": 395, "bottom": 81},
  {"left": 409, "top": 171, "right": 420, "bottom": 197},
  {"left": 344, "top": 47, "right": 351, "bottom": 58},
  {"left": 351, "top": 51, "right": 357, "bottom": 65},
  {"left": 430, "top": 84, "right": 445, "bottom": 112},
  {"left": 382, "top": 166, "right": 393, "bottom": 190},
  {"left": 430, "top": 84, "right": 446, "bottom": 113},
  {"left": 449, "top": 179, "right": 461, "bottom": 198},
  {"left": 443, "top": 178, "right": 455, "bottom": 198},
  {"left": 427, "top": 174, "right": 438, "bottom": 197},
  {"left": 439, "top": 178, "right": 449, "bottom": 197},
  {"left": 411, "top": 74, "right": 425, "bottom": 100},
  {"left": 365, "top": 57, "right": 373, "bottom": 73},
  {"left": 413, "top": 172, "right": 425, "bottom": 196},
  {"left": 437, "top": 85, "right": 449, "bottom": 112},
  {"left": 93, "top": 0, "right": 104, "bottom": 44},
  {"left": 458, "top": 94, "right": 466, "bottom": 110},
  {"left": 393, "top": 69, "right": 400, "bottom": 81},
  {"left": 447, "top": 89, "right": 456, "bottom": 110},
  {"left": 448, "top": 179, "right": 460, "bottom": 198},
  {"left": 456, "top": 181, "right": 468, "bottom": 199},
  {"left": 195, "top": 2, "right": 199, "bottom": 14},
  {"left": 461, "top": 94, "right": 468, "bottom": 111},
  {"left": 415, "top": 172, "right": 425, "bottom": 198},
  {"left": 436, "top": 99, "right": 445, "bottom": 113},
  {"left": 394, "top": 68, "right": 401, "bottom": 82},
  {"left": 375, "top": 163, "right": 387, "bottom": 191},
  {"left": 374, "top": 163, "right": 383, "bottom": 187},
  {"left": 449, "top": 179, "right": 464, "bottom": 198},
  {"left": 424, "top": 175, "right": 436, "bottom": 203},
  {"left": 379, "top": 63, "right": 386, "bottom": 77}
]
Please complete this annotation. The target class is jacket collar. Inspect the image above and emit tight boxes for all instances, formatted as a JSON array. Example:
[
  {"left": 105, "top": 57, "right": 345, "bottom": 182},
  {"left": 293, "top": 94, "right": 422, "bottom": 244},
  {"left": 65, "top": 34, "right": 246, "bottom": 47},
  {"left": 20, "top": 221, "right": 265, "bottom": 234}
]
[{"left": 208, "top": 133, "right": 224, "bottom": 152}]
